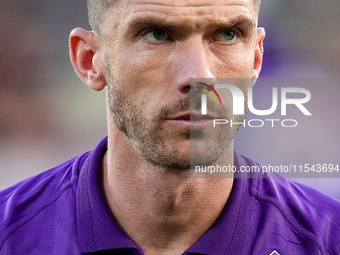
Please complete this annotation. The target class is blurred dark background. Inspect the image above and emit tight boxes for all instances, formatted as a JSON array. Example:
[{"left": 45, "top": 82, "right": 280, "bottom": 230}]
[{"left": 1, "top": 0, "right": 339, "bottom": 198}]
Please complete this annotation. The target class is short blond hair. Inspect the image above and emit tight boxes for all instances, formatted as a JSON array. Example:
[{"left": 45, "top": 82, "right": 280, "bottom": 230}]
[{"left": 87, "top": 0, "right": 116, "bottom": 35}]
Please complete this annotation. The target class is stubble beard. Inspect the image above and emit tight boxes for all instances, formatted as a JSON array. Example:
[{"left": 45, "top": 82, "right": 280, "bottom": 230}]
[{"left": 106, "top": 67, "right": 247, "bottom": 170}]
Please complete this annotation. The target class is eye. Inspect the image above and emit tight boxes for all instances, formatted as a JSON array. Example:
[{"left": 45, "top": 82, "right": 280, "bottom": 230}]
[
  {"left": 214, "top": 30, "right": 239, "bottom": 43},
  {"left": 143, "top": 29, "right": 170, "bottom": 42}
]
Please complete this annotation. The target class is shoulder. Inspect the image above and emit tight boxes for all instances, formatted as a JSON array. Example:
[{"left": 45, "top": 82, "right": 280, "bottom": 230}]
[
  {"left": 238, "top": 154, "right": 340, "bottom": 221},
  {"left": 242, "top": 155, "right": 340, "bottom": 253},
  {"left": 0, "top": 152, "right": 90, "bottom": 251}
]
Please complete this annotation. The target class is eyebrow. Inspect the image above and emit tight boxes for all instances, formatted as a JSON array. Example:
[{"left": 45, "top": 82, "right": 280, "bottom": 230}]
[
  {"left": 222, "top": 15, "right": 256, "bottom": 30},
  {"left": 125, "top": 14, "right": 256, "bottom": 32}
]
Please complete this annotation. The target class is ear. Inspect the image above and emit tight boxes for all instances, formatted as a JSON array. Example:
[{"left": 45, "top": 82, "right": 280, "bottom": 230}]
[
  {"left": 252, "top": 27, "right": 265, "bottom": 79},
  {"left": 69, "top": 28, "right": 107, "bottom": 91}
]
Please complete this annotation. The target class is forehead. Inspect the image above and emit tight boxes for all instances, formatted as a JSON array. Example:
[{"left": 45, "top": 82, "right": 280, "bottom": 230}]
[
  {"left": 115, "top": 0, "right": 256, "bottom": 11},
  {"left": 103, "top": 0, "right": 257, "bottom": 33}
]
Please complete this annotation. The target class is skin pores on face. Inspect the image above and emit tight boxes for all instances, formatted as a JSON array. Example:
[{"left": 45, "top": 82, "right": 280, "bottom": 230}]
[{"left": 102, "top": 0, "right": 260, "bottom": 170}]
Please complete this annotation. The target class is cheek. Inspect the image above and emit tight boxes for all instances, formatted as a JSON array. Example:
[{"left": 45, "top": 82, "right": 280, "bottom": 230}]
[
  {"left": 213, "top": 47, "right": 255, "bottom": 78},
  {"left": 107, "top": 46, "right": 171, "bottom": 108}
]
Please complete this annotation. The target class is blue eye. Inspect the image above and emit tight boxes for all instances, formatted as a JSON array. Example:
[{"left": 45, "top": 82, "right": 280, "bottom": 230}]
[
  {"left": 223, "top": 31, "right": 237, "bottom": 41},
  {"left": 144, "top": 29, "right": 169, "bottom": 42},
  {"left": 214, "top": 30, "right": 238, "bottom": 43}
]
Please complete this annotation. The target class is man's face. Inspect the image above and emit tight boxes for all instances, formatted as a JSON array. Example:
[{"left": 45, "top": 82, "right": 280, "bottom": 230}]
[{"left": 101, "top": 0, "right": 262, "bottom": 169}]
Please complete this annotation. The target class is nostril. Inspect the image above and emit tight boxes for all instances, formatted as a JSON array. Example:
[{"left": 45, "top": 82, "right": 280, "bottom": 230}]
[{"left": 182, "top": 85, "right": 191, "bottom": 94}]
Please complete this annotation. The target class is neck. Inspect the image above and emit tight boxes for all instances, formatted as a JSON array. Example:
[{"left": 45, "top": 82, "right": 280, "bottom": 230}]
[{"left": 103, "top": 127, "right": 234, "bottom": 255}]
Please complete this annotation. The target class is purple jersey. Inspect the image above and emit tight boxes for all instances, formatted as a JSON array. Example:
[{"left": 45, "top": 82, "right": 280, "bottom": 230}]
[{"left": 1, "top": 137, "right": 339, "bottom": 254}]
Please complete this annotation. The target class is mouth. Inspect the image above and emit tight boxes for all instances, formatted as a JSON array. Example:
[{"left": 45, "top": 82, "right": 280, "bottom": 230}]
[{"left": 166, "top": 113, "right": 216, "bottom": 129}]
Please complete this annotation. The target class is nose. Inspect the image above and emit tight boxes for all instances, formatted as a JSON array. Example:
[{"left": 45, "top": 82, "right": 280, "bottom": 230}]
[{"left": 173, "top": 36, "right": 217, "bottom": 94}]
